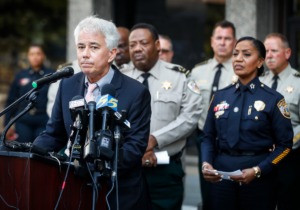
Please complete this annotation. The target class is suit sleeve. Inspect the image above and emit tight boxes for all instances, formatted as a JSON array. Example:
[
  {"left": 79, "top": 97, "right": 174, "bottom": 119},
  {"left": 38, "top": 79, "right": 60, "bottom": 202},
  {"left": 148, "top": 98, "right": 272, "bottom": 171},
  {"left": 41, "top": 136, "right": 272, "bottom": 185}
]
[
  {"left": 33, "top": 79, "right": 69, "bottom": 152},
  {"left": 118, "top": 87, "right": 151, "bottom": 171}
]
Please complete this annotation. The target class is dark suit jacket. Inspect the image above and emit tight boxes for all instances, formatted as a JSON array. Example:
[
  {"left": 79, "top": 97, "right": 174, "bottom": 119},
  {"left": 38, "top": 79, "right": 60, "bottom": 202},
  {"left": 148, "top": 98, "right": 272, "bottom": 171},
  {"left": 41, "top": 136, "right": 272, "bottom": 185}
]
[{"left": 33, "top": 67, "right": 152, "bottom": 209}]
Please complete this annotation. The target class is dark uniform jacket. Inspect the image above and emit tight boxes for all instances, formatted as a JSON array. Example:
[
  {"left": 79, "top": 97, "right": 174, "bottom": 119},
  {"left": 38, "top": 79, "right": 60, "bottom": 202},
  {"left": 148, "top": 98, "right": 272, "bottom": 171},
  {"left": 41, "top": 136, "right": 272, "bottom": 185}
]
[
  {"left": 4, "top": 66, "right": 54, "bottom": 125},
  {"left": 202, "top": 77, "right": 293, "bottom": 175}
]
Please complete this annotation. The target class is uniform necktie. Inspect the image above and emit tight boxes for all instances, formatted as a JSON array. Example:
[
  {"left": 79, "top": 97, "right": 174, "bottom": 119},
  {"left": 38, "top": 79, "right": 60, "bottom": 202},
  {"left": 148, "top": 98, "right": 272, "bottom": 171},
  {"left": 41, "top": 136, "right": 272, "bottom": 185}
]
[
  {"left": 227, "top": 85, "right": 246, "bottom": 148},
  {"left": 271, "top": 75, "right": 279, "bottom": 90},
  {"left": 210, "top": 63, "right": 223, "bottom": 99},
  {"left": 85, "top": 83, "right": 97, "bottom": 103},
  {"left": 141, "top": 73, "right": 151, "bottom": 89}
]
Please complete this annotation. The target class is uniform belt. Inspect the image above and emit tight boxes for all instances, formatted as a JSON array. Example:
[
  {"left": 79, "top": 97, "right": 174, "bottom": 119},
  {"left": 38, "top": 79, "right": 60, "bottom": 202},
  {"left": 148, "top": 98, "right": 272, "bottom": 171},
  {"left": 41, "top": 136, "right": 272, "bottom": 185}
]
[
  {"left": 170, "top": 151, "right": 182, "bottom": 161},
  {"left": 218, "top": 149, "right": 268, "bottom": 156}
]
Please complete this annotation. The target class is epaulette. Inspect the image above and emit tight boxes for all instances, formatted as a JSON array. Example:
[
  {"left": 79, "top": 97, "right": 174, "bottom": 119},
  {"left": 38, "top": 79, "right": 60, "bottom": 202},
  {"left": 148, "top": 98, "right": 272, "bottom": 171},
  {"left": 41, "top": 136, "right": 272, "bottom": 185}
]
[
  {"left": 171, "top": 66, "right": 191, "bottom": 77},
  {"left": 194, "top": 59, "right": 209, "bottom": 68},
  {"left": 293, "top": 71, "right": 300, "bottom": 77},
  {"left": 57, "top": 62, "right": 72, "bottom": 70}
]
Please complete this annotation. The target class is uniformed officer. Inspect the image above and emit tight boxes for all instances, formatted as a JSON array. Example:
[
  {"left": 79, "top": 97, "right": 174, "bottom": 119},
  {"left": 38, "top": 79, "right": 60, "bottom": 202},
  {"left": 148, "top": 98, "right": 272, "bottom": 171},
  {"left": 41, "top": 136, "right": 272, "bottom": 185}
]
[
  {"left": 201, "top": 37, "right": 293, "bottom": 210},
  {"left": 159, "top": 34, "right": 174, "bottom": 63},
  {"left": 4, "top": 43, "right": 54, "bottom": 142},
  {"left": 114, "top": 26, "right": 133, "bottom": 74},
  {"left": 124, "top": 23, "right": 202, "bottom": 210},
  {"left": 46, "top": 60, "right": 81, "bottom": 117},
  {"left": 260, "top": 33, "right": 300, "bottom": 210},
  {"left": 189, "top": 20, "right": 237, "bottom": 210}
]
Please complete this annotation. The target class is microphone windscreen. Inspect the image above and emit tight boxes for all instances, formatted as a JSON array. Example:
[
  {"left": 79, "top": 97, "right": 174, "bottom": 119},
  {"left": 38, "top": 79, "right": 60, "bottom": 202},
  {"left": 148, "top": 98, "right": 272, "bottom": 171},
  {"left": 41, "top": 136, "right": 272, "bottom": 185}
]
[{"left": 101, "top": 84, "right": 116, "bottom": 97}]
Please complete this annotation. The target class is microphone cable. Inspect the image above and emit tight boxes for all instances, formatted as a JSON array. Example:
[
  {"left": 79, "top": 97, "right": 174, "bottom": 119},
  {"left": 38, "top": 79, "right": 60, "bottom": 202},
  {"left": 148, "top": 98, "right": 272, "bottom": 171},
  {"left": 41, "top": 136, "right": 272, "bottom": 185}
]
[{"left": 53, "top": 129, "right": 79, "bottom": 210}]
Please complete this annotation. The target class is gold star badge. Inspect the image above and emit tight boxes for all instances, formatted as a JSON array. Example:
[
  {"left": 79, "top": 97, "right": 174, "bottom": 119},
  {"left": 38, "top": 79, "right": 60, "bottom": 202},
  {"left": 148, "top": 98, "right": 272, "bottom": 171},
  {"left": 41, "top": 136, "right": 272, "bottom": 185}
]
[
  {"left": 162, "top": 80, "right": 172, "bottom": 90},
  {"left": 286, "top": 86, "right": 294, "bottom": 93}
]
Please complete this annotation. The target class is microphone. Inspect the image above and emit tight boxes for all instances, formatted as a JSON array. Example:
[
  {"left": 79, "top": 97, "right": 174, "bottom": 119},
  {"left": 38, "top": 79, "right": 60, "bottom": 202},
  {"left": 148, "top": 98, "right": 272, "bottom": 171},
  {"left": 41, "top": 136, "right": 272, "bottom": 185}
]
[
  {"left": 65, "top": 95, "right": 87, "bottom": 158},
  {"left": 96, "top": 87, "right": 130, "bottom": 130},
  {"left": 96, "top": 84, "right": 117, "bottom": 160},
  {"left": 69, "top": 95, "right": 88, "bottom": 124},
  {"left": 32, "top": 67, "right": 74, "bottom": 89},
  {"left": 83, "top": 99, "right": 98, "bottom": 161}
]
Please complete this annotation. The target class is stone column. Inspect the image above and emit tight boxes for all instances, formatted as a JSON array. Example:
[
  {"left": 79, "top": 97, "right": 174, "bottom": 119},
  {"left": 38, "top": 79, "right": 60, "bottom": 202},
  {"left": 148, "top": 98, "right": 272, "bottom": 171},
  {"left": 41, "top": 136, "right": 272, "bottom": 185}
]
[
  {"left": 67, "top": 0, "right": 93, "bottom": 62},
  {"left": 225, "top": 0, "right": 275, "bottom": 40},
  {"left": 226, "top": 0, "right": 257, "bottom": 38},
  {"left": 67, "top": 0, "right": 112, "bottom": 62}
]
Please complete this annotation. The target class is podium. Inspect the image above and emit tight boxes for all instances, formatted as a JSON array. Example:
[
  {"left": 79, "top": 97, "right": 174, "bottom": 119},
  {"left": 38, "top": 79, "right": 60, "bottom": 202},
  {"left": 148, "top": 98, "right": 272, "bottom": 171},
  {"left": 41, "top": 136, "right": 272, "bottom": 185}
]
[{"left": 0, "top": 150, "right": 106, "bottom": 210}]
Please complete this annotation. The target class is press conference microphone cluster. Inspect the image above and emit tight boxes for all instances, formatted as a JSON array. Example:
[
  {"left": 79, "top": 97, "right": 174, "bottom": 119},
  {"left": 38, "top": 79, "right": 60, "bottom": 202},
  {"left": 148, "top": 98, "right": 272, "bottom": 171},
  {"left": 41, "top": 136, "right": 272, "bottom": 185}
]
[
  {"left": 65, "top": 95, "right": 88, "bottom": 158},
  {"left": 80, "top": 83, "right": 130, "bottom": 164},
  {"left": 32, "top": 67, "right": 74, "bottom": 89}
]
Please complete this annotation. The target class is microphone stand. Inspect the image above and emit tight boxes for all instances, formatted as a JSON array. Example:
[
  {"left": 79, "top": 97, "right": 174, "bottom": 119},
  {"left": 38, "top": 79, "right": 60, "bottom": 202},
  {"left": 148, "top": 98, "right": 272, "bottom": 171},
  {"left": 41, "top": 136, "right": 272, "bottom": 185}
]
[
  {"left": 0, "top": 88, "right": 36, "bottom": 118},
  {"left": 0, "top": 90, "right": 39, "bottom": 148},
  {"left": 112, "top": 124, "right": 121, "bottom": 210},
  {"left": 65, "top": 120, "right": 84, "bottom": 159}
]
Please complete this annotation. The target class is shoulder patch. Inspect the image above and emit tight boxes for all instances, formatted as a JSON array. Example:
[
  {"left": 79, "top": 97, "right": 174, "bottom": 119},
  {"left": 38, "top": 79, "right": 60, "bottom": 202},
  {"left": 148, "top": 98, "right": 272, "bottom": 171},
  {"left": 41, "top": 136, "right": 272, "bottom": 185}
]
[
  {"left": 293, "top": 71, "right": 300, "bottom": 77},
  {"left": 170, "top": 66, "right": 191, "bottom": 77},
  {"left": 187, "top": 80, "right": 201, "bottom": 94},
  {"left": 277, "top": 98, "right": 291, "bottom": 119}
]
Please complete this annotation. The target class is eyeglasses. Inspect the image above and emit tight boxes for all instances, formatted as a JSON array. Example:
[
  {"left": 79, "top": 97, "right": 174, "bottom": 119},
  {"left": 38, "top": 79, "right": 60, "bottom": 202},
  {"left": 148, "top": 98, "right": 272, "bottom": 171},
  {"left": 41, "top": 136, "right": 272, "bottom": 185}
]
[{"left": 160, "top": 49, "right": 172, "bottom": 53}]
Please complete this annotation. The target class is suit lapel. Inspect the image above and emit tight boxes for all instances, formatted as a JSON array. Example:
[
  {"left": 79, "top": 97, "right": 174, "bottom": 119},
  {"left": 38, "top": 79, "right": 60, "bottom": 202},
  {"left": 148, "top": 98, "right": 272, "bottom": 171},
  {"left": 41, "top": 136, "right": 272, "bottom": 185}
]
[{"left": 111, "top": 66, "right": 123, "bottom": 99}]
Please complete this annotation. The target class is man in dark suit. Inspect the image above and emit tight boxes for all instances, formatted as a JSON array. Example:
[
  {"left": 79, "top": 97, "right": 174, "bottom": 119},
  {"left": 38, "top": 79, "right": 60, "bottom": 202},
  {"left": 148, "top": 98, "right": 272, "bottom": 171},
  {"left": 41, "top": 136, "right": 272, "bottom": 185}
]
[{"left": 33, "top": 16, "right": 152, "bottom": 210}]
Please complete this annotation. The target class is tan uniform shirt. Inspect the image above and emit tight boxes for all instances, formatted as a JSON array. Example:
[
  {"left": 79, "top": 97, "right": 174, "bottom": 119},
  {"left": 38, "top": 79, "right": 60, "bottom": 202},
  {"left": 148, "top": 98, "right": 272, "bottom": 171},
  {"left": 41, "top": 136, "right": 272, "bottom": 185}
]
[
  {"left": 190, "top": 58, "right": 237, "bottom": 130},
  {"left": 260, "top": 64, "right": 300, "bottom": 148},
  {"left": 123, "top": 60, "right": 202, "bottom": 156},
  {"left": 46, "top": 60, "right": 81, "bottom": 117}
]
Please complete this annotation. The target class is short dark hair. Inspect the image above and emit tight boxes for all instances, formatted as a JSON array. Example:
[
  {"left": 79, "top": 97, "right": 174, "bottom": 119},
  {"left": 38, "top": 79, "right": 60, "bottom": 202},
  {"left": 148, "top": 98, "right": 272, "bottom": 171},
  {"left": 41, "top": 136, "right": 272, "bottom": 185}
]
[
  {"left": 28, "top": 43, "right": 45, "bottom": 53},
  {"left": 130, "top": 23, "right": 159, "bottom": 41},
  {"left": 236, "top": 36, "right": 266, "bottom": 76},
  {"left": 213, "top": 20, "right": 236, "bottom": 38}
]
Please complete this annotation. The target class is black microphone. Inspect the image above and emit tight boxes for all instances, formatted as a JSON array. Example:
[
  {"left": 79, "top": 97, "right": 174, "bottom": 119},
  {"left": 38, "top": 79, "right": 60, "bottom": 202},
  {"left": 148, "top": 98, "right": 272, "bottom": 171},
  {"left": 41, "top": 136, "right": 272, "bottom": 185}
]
[
  {"left": 65, "top": 95, "right": 88, "bottom": 158},
  {"left": 69, "top": 95, "right": 88, "bottom": 123},
  {"left": 95, "top": 84, "right": 117, "bottom": 160},
  {"left": 83, "top": 99, "right": 98, "bottom": 161},
  {"left": 95, "top": 85, "right": 130, "bottom": 130},
  {"left": 32, "top": 67, "right": 74, "bottom": 89}
]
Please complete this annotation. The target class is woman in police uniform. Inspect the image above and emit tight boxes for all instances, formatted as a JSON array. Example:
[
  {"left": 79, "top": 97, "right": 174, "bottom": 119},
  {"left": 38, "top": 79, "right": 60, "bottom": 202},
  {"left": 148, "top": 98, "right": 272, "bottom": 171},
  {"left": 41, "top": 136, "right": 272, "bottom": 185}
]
[{"left": 201, "top": 36, "right": 293, "bottom": 210}]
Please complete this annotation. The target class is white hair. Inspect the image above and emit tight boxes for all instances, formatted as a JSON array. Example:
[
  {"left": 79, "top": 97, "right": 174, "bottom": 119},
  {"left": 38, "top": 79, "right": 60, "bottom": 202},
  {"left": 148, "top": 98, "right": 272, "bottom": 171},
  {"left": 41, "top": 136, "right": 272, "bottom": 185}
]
[{"left": 74, "top": 16, "right": 120, "bottom": 50}]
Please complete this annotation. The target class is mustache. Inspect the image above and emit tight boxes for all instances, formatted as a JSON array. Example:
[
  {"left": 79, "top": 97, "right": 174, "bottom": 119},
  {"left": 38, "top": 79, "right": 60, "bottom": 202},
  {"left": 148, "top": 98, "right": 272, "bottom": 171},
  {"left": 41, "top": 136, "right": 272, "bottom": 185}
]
[{"left": 266, "top": 58, "right": 276, "bottom": 63}]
